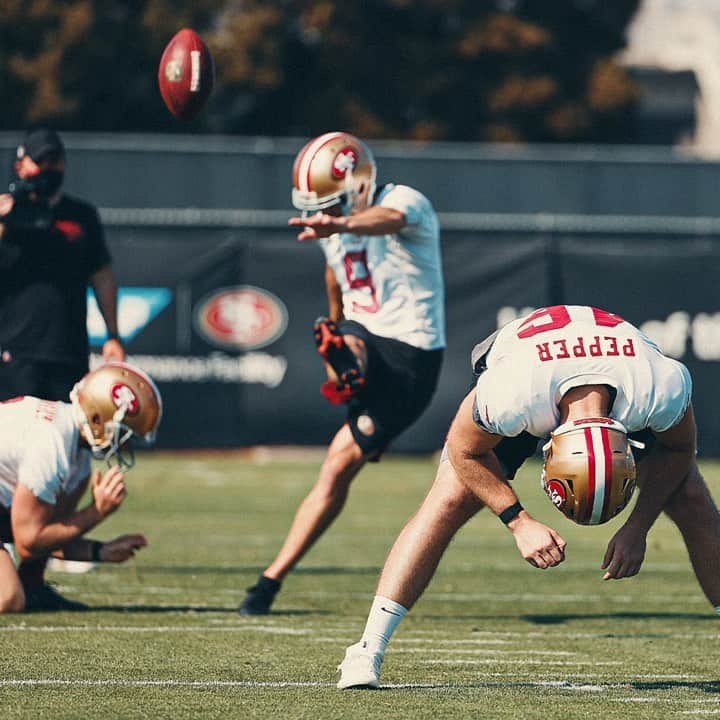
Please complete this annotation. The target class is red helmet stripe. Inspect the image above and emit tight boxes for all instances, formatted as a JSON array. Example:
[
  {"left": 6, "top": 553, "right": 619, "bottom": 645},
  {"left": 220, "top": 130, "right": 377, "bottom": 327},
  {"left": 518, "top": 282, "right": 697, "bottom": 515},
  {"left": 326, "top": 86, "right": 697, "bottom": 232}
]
[
  {"left": 296, "top": 132, "right": 347, "bottom": 192},
  {"left": 600, "top": 427, "right": 613, "bottom": 521},
  {"left": 583, "top": 427, "right": 596, "bottom": 523}
]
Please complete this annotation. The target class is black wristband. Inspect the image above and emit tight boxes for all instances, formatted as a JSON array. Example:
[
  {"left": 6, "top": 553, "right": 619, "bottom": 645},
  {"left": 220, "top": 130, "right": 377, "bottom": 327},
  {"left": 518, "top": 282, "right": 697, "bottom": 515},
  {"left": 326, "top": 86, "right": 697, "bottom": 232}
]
[
  {"left": 106, "top": 333, "right": 121, "bottom": 342},
  {"left": 498, "top": 501, "right": 524, "bottom": 525},
  {"left": 90, "top": 540, "right": 103, "bottom": 562}
]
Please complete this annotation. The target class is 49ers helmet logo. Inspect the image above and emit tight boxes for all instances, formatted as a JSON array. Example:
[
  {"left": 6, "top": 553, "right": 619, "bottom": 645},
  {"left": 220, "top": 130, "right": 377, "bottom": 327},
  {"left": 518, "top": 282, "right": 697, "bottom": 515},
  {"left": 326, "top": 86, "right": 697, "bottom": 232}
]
[
  {"left": 331, "top": 147, "right": 358, "bottom": 179},
  {"left": 545, "top": 479, "right": 567, "bottom": 510},
  {"left": 194, "top": 285, "right": 288, "bottom": 351},
  {"left": 111, "top": 383, "right": 140, "bottom": 416}
]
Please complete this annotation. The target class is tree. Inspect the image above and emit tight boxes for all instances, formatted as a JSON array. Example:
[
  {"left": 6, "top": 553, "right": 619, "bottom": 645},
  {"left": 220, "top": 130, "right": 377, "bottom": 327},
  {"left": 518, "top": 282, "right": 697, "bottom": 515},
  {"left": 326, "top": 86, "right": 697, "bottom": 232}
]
[{"left": 0, "top": 0, "right": 641, "bottom": 142}]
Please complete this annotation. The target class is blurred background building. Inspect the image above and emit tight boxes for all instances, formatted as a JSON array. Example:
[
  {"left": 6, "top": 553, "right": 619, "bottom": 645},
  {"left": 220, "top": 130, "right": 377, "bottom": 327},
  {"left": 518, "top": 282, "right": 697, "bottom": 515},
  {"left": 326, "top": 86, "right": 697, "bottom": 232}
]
[{"left": 622, "top": 0, "right": 720, "bottom": 152}]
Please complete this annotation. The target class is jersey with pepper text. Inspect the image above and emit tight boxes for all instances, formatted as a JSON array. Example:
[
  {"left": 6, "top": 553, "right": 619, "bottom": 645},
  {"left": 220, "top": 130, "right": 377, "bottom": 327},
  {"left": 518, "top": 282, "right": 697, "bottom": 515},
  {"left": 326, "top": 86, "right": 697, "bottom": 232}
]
[{"left": 474, "top": 305, "right": 692, "bottom": 438}]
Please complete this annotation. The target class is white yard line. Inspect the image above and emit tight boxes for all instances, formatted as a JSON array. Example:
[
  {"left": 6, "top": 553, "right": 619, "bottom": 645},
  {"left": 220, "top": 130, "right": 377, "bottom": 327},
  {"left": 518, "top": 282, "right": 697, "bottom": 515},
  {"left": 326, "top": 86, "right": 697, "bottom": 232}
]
[
  {"left": 0, "top": 676, "right": 713, "bottom": 695},
  {"left": 0, "top": 624, "right": 311, "bottom": 635},
  {"left": 1, "top": 623, "right": 717, "bottom": 644},
  {"left": 420, "top": 659, "right": 623, "bottom": 666},
  {"left": 393, "top": 648, "right": 577, "bottom": 655},
  {"left": 0, "top": 678, "right": 641, "bottom": 691}
]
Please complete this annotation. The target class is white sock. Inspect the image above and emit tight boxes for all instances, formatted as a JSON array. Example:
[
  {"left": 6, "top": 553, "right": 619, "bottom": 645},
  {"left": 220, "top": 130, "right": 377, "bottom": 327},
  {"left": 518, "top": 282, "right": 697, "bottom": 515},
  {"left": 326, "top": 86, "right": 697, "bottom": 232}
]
[{"left": 359, "top": 595, "right": 408, "bottom": 656}]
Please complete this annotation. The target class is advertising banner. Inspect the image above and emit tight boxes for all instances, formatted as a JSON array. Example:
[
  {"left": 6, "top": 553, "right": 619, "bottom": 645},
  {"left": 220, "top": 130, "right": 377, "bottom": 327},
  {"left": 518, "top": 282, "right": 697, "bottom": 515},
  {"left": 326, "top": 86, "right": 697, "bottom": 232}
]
[{"left": 94, "top": 229, "right": 720, "bottom": 455}]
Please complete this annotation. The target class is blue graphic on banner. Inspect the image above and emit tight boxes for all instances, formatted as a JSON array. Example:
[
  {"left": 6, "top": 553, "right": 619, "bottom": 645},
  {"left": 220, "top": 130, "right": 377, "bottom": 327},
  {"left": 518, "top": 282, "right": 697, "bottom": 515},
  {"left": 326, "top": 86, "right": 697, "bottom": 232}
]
[{"left": 87, "top": 287, "right": 172, "bottom": 345}]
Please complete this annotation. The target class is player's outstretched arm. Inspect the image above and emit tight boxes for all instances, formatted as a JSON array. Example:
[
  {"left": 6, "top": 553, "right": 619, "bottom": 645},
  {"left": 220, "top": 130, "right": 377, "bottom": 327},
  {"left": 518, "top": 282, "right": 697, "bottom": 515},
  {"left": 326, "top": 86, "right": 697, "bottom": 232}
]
[
  {"left": 52, "top": 533, "right": 147, "bottom": 563},
  {"left": 288, "top": 206, "right": 405, "bottom": 241},
  {"left": 446, "top": 391, "right": 566, "bottom": 570},
  {"left": 98, "top": 534, "right": 148, "bottom": 562},
  {"left": 602, "top": 405, "right": 696, "bottom": 581}
]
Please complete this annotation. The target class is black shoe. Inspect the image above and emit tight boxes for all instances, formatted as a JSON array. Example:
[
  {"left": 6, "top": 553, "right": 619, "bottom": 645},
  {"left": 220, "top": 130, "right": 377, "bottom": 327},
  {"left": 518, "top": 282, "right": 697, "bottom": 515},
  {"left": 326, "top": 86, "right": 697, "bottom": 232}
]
[
  {"left": 24, "top": 583, "right": 89, "bottom": 612},
  {"left": 239, "top": 575, "right": 281, "bottom": 616}
]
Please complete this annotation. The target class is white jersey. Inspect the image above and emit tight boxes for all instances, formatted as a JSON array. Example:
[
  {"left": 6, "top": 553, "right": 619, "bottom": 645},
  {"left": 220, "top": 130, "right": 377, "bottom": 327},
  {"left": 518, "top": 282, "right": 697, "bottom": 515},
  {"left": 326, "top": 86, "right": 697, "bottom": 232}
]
[
  {"left": 474, "top": 305, "right": 692, "bottom": 438},
  {"left": 319, "top": 183, "right": 446, "bottom": 350},
  {"left": 0, "top": 397, "right": 91, "bottom": 509}
]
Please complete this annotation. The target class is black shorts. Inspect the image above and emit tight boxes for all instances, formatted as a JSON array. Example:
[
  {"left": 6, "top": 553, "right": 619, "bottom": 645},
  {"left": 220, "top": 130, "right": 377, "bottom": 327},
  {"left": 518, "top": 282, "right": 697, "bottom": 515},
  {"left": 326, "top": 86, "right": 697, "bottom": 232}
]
[
  {"left": 338, "top": 320, "right": 443, "bottom": 456},
  {"left": 0, "top": 505, "right": 12, "bottom": 543}
]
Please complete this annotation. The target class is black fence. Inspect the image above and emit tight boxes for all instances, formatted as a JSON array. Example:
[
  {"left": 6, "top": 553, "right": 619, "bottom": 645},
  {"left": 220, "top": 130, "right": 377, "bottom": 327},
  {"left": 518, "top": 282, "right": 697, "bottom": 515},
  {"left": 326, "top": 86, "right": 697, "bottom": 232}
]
[
  {"left": 99, "top": 224, "right": 720, "bottom": 456},
  {"left": 1, "top": 133, "right": 718, "bottom": 454}
]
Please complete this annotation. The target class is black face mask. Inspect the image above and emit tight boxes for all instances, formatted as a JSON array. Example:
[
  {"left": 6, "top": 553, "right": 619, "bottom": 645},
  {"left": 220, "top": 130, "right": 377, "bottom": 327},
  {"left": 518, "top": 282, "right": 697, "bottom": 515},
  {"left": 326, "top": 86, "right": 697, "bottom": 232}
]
[
  {"left": 9, "top": 169, "right": 64, "bottom": 201},
  {"left": 28, "top": 169, "right": 64, "bottom": 198}
]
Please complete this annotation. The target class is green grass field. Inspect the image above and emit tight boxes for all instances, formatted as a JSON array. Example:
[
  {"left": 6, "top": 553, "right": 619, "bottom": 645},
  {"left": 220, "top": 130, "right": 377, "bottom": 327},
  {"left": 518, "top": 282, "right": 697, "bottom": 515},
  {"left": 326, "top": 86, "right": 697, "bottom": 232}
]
[{"left": 1, "top": 452, "right": 719, "bottom": 719}]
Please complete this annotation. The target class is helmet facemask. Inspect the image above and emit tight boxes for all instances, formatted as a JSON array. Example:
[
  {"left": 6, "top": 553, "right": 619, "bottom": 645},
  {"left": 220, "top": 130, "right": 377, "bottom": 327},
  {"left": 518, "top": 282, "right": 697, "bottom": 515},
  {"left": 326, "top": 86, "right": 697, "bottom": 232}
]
[{"left": 541, "top": 418, "right": 641, "bottom": 525}]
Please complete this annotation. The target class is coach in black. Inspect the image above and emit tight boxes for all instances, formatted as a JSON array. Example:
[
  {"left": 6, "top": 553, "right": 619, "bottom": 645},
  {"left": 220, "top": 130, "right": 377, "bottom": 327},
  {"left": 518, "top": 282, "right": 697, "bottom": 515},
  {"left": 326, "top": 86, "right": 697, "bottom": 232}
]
[{"left": 0, "top": 128, "right": 124, "bottom": 401}]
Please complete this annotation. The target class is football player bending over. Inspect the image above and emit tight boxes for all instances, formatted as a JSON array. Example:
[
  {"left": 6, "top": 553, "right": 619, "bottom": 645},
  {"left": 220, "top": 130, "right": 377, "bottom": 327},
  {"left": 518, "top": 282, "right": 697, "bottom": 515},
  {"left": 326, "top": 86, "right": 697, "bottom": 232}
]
[
  {"left": 240, "top": 132, "right": 446, "bottom": 615},
  {"left": 0, "top": 362, "right": 162, "bottom": 612},
  {"left": 337, "top": 304, "right": 720, "bottom": 688}
]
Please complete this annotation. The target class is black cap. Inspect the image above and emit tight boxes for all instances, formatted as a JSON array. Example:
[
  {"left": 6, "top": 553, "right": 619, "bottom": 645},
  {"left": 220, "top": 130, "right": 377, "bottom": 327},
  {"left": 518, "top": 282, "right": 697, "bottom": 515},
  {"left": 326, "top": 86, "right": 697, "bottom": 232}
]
[{"left": 16, "top": 127, "right": 65, "bottom": 163}]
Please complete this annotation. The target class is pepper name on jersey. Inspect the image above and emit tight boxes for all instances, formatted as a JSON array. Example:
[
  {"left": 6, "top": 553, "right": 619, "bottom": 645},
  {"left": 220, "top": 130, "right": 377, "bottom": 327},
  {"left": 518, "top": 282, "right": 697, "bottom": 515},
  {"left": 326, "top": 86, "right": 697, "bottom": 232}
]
[{"left": 474, "top": 305, "right": 692, "bottom": 438}]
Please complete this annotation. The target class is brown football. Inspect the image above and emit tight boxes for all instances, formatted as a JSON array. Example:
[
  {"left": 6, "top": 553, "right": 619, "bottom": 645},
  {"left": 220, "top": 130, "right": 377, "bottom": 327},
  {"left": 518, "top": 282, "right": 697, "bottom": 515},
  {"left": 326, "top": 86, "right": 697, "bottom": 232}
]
[{"left": 158, "top": 28, "right": 214, "bottom": 121}]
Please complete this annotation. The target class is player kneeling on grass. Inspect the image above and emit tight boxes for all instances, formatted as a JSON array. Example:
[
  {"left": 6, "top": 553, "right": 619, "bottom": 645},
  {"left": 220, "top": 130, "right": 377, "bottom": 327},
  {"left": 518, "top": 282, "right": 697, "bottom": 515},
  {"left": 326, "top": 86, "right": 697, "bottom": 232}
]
[
  {"left": 0, "top": 362, "right": 162, "bottom": 612},
  {"left": 337, "top": 304, "right": 720, "bottom": 689}
]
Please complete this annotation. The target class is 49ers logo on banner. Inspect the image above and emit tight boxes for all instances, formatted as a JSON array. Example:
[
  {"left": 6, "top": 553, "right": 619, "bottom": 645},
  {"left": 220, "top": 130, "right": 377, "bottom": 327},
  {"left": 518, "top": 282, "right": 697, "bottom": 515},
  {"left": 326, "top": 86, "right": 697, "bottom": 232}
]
[
  {"left": 111, "top": 383, "right": 139, "bottom": 416},
  {"left": 332, "top": 147, "right": 358, "bottom": 179},
  {"left": 194, "top": 285, "right": 288, "bottom": 351}
]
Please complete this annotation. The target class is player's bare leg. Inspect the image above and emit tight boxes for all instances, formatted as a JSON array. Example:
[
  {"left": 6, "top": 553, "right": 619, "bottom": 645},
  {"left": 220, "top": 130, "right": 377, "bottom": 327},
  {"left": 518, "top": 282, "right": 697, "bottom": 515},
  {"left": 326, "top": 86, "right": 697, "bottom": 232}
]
[
  {"left": 376, "top": 458, "right": 484, "bottom": 608},
  {"left": 0, "top": 547, "right": 25, "bottom": 613},
  {"left": 663, "top": 460, "right": 720, "bottom": 608},
  {"left": 337, "top": 456, "right": 484, "bottom": 688},
  {"left": 240, "top": 424, "right": 367, "bottom": 615},
  {"left": 265, "top": 424, "right": 367, "bottom": 582},
  {"left": 240, "top": 326, "right": 369, "bottom": 615}
]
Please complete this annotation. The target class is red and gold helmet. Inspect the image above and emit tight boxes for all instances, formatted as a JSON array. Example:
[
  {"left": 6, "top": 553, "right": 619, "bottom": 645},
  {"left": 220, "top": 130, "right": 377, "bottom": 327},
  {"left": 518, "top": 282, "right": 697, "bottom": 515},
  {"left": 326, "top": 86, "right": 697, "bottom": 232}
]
[
  {"left": 291, "top": 131, "right": 377, "bottom": 216},
  {"left": 70, "top": 362, "right": 162, "bottom": 470},
  {"left": 541, "top": 418, "right": 639, "bottom": 525}
]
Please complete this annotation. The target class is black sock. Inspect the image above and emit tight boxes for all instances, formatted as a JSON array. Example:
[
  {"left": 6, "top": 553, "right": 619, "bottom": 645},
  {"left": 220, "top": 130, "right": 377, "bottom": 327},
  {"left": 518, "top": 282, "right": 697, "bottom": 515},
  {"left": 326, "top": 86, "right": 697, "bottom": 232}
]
[
  {"left": 257, "top": 575, "right": 281, "bottom": 595},
  {"left": 18, "top": 557, "right": 48, "bottom": 591}
]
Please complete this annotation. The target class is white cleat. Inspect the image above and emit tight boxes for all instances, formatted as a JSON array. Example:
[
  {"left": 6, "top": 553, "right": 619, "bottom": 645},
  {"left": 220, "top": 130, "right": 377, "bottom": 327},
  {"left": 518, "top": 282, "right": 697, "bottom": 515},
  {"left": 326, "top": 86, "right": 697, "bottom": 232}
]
[{"left": 336, "top": 642, "right": 383, "bottom": 689}]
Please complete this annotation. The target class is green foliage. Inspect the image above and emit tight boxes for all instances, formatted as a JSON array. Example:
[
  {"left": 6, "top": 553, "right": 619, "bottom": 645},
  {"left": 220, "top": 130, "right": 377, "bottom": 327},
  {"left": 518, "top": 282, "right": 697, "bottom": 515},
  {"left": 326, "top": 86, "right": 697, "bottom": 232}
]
[{"left": 0, "top": 1, "right": 640, "bottom": 141}]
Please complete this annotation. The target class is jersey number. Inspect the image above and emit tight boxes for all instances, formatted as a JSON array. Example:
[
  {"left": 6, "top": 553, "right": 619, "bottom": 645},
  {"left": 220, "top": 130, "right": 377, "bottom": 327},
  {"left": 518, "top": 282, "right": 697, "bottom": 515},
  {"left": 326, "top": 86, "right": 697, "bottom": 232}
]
[
  {"left": 344, "top": 250, "right": 380, "bottom": 314},
  {"left": 516, "top": 305, "right": 624, "bottom": 339}
]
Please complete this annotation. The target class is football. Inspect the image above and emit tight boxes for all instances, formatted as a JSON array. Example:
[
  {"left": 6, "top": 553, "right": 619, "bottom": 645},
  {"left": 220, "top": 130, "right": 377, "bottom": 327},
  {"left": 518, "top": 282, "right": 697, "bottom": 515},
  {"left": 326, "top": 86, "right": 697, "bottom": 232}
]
[{"left": 158, "top": 28, "right": 214, "bottom": 120}]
